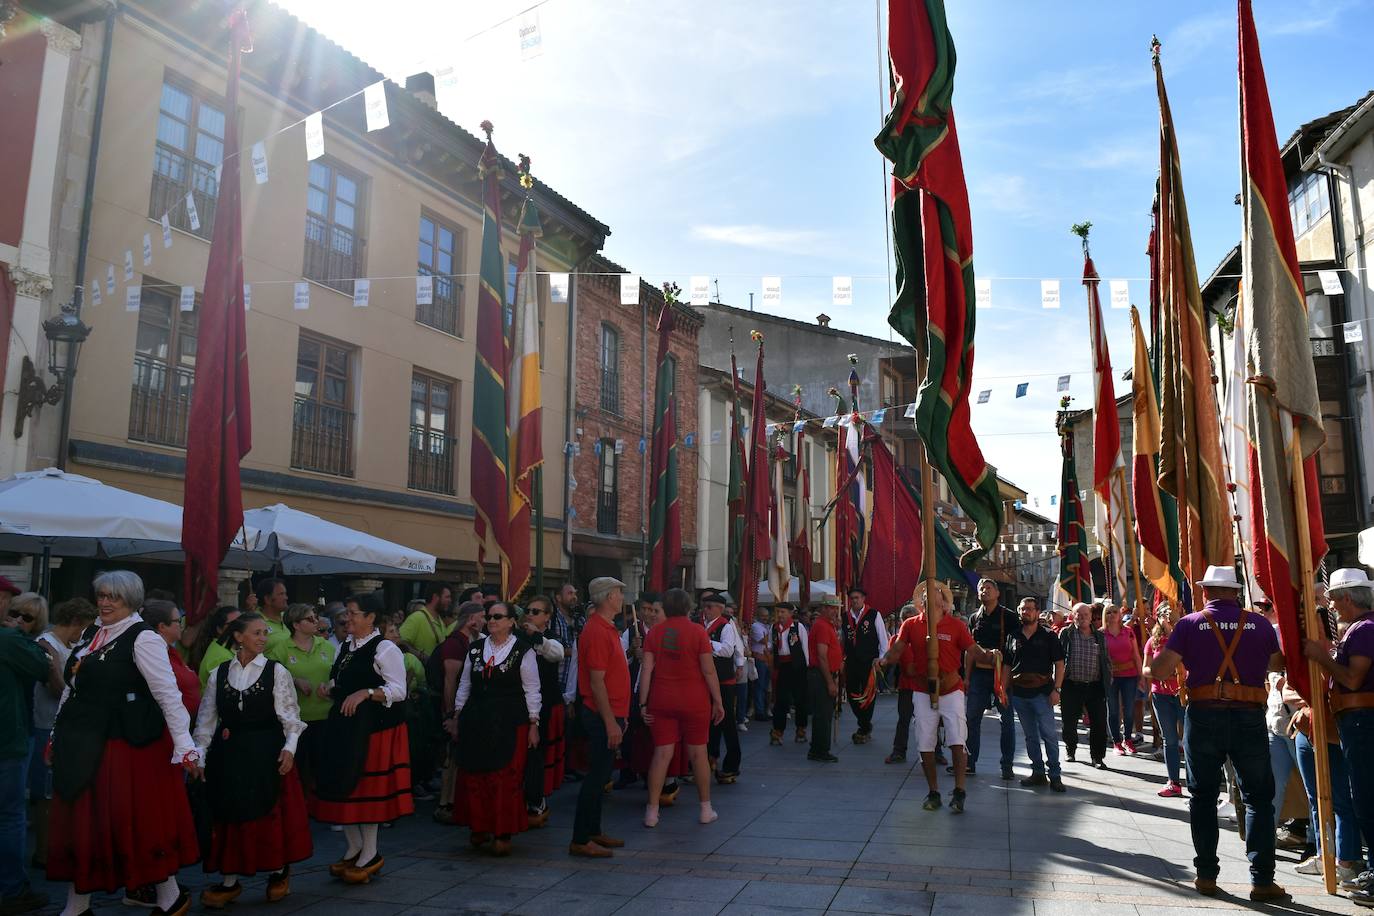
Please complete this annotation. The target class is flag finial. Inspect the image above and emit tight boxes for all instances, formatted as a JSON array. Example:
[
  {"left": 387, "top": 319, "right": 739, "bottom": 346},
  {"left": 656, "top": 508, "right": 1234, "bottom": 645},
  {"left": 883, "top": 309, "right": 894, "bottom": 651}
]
[
  {"left": 517, "top": 153, "right": 533, "bottom": 190},
  {"left": 662, "top": 281, "right": 681, "bottom": 306},
  {"left": 1150, "top": 34, "right": 1162, "bottom": 62},
  {"left": 480, "top": 120, "right": 494, "bottom": 141},
  {"left": 1070, "top": 221, "right": 1092, "bottom": 258}
]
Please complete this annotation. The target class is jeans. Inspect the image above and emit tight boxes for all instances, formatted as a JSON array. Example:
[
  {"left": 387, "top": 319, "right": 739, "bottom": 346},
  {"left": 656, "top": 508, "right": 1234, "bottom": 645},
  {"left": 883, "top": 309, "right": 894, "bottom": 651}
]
[
  {"left": 1108, "top": 675, "right": 1136, "bottom": 744},
  {"left": 892, "top": 688, "right": 914, "bottom": 754},
  {"left": 1060, "top": 679, "right": 1108, "bottom": 762},
  {"left": 1152, "top": 693, "right": 1184, "bottom": 784},
  {"left": 710, "top": 687, "right": 741, "bottom": 773},
  {"left": 966, "top": 667, "right": 1015, "bottom": 769},
  {"left": 808, "top": 669, "right": 834, "bottom": 756},
  {"left": 1336, "top": 708, "right": 1374, "bottom": 872},
  {"left": 1294, "top": 730, "right": 1361, "bottom": 863},
  {"left": 1267, "top": 730, "right": 1298, "bottom": 825},
  {"left": 0, "top": 755, "right": 30, "bottom": 896},
  {"left": 750, "top": 659, "right": 769, "bottom": 717},
  {"left": 1183, "top": 704, "right": 1275, "bottom": 885},
  {"left": 572, "top": 707, "right": 620, "bottom": 845},
  {"left": 1011, "top": 693, "right": 1060, "bottom": 779}
]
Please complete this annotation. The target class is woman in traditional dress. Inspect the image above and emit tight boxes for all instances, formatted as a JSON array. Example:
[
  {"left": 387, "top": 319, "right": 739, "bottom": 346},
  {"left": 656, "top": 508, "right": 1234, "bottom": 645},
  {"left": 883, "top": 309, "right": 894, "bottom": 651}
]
[
  {"left": 47, "top": 571, "right": 199, "bottom": 916},
  {"left": 193, "top": 613, "right": 311, "bottom": 907},
  {"left": 518, "top": 595, "right": 566, "bottom": 826},
  {"left": 266, "top": 603, "right": 335, "bottom": 790},
  {"left": 309, "top": 592, "right": 413, "bottom": 884},
  {"left": 453, "top": 600, "right": 540, "bottom": 855}
]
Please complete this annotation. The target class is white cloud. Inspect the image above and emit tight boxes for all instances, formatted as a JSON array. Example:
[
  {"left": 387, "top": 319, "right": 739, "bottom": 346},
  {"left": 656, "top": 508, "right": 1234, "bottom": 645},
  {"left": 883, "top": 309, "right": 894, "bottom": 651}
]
[{"left": 689, "top": 224, "right": 831, "bottom": 256}]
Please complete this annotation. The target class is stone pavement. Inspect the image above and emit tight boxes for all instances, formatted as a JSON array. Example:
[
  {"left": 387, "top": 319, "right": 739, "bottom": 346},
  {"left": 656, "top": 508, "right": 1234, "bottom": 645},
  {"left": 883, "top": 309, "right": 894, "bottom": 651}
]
[{"left": 28, "top": 694, "right": 1366, "bottom": 915}]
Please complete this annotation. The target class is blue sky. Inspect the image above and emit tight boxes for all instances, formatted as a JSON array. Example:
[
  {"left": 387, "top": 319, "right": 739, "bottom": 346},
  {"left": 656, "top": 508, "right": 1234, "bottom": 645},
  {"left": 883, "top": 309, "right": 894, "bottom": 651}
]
[{"left": 277, "top": 0, "right": 1373, "bottom": 504}]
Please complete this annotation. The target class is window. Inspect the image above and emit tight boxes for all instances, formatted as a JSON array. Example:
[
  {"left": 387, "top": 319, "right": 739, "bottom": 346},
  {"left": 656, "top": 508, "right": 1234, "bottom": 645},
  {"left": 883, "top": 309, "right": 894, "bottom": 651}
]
[
  {"left": 599, "top": 323, "right": 620, "bottom": 414},
  {"left": 304, "top": 161, "right": 365, "bottom": 294},
  {"left": 150, "top": 78, "right": 224, "bottom": 239},
  {"left": 409, "top": 372, "right": 456, "bottom": 495},
  {"left": 128, "top": 284, "right": 198, "bottom": 447},
  {"left": 597, "top": 439, "right": 619, "bottom": 535},
  {"left": 1288, "top": 171, "right": 1329, "bottom": 237},
  {"left": 417, "top": 214, "right": 462, "bottom": 335},
  {"left": 292, "top": 334, "right": 355, "bottom": 476}
]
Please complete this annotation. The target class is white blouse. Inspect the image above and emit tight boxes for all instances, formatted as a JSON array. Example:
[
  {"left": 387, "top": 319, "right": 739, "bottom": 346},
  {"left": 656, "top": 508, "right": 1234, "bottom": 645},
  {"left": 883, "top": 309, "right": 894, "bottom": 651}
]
[
  {"left": 453, "top": 636, "right": 541, "bottom": 722},
  {"left": 339, "top": 631, "right": 407, "bottom": 706},
  {"left": 193, "top": 653, "right": 307, "bottom": 758},
  {"left": 58, "top": 613, "right": 198, "bottom": 764}
]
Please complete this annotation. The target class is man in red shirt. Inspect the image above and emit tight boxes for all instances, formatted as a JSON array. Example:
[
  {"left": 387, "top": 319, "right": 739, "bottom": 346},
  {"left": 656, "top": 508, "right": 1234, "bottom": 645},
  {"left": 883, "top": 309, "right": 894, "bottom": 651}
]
[
  {"left": 881, "top": 580, "right": 988, "bottom": 813},
  {"left": 807, "top": 598, "right": 843, "bottom": 762},
  {"left": 570, "top": 577, "right": 631, "bottom": 859}
]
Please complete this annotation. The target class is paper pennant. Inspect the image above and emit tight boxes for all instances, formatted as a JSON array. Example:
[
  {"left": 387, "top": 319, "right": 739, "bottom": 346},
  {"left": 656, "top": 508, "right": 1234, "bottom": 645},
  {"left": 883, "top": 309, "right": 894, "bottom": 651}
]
[
  {"left": 353, "top": 279, "right": 370, "bottom": 308},
  {"left": 105, "top": 266, "right": 115, "bottom": 295},
  {"left": 904, "top": 402, "right": 917, "bottom": 419},
  {"left": 710, "top": 430, "right": 722, "bottom": 444},
  {"left": 178, "top": 285, "right": 194, "bottom": 312},
  {"left": 251, "top": 141, "right": 269, "bottom": 185},
  {"left": 213, "top": 162, "right": 222, "bottom": 187},
  {"left": 549, "top": 273, "right": 569, "bottom": 304},
  {"left": 1050, "top": 495, "right": 1057, "bottom": 506},
  {"left": 975, "top": 277, "right": 992, "bottom": 309},
  {"left": 125, "top": 286, "right": 141, "bottom": 312},
  {"left": 305, "top": 111, "right": 325, "bottom": 161},
  {"left": 364, "top": 81, "right": 389, "bottom": 132},
  {"left": 977, "top": 390, "right": 990, "bottom": 404},
  {"left": 243, "top": 283, "right": 252, "bottom": 311},
  {"left": 614, "top": 439, "right": 625, "bottom": 455},
  {"left": 1040, "top": 279, "right": 1060, "bottom": 309},
  {"left": 832, "top": 276, "right": 853, "bottom": 307},
  {"left": 871, "top": 409, "right": 886, "bottom": 426},
  {"left": 416, "top": 274, "right": 433, "bottom": 305},
  {"left": 1320, "top": 269, "right": 1344, "bottom": 296},
  {"left": 293, "top": 281, "right": 310, "bottom": 310},
  {"left": 518, "top": 9, "right": 543, "bottom": 59},
  {"left": 1015, "top": 382, "right": 1029, "bottom": 398},
  {"left": 620, "top": 273, "right": 639, "bottom": 305},
  {"left": 762, "top": 276, "right": 782, "bottom": 307},
  {"left": 435, "top": 66, "right": 460, "bottom": 113},
  {"left": 1344, "top": 321, "right": 1363, "bottom": 344},
  {"left": 793, "top": 420, "right": 806, "bottom": 433},
  {"left": 1109, "top": 279, "right": 1129, "bottom": 310},
  {"left": 1057, "top": 374, "right": 1070, "bottom": 392},
  {"left": 123, "top": 250, "right": 134, "bottom": 282},
  {"left": 142, "top": 234, "right": 152, "bottom": 266},
  {"left": 822, "top": 416, "right": 838, "bottom": 428},
  {"left": 161, "top": 213, "right": 173, "bottom": 248},
  {"left": 90, "top": 280, "right": 101, "bottom": 307},
  {"left": 185, "top": 192, "right": 200, "bottom": 232},
  {"left": 690, "top": 275, "right": 710, "bottom": 306}
]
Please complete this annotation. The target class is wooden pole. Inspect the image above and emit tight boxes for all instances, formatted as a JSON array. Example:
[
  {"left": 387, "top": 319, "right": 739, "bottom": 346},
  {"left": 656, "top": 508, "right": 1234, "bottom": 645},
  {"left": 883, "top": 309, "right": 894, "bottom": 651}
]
[
  {"left": 1114, "top": 467, "right": 1147, "bottom": 615},
  {"left": 916, "top": 350, "right": 939, "bottom": 708},
  {"left": 1290, "top": 423, "right": 1337, "bottom": 895},
  {"left": 534, "top": 465, "right": 545, "bottom": 597}
]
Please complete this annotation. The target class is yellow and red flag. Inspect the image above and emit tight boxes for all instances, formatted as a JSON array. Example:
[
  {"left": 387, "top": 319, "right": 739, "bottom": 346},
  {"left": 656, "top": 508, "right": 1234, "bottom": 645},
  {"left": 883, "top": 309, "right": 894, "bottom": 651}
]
[
  {"left": 1130, "top": 306, "right": 1177, "bottom": 602},
  {"left": 505, "top": 159, "right": 543, "bottom": 598}
]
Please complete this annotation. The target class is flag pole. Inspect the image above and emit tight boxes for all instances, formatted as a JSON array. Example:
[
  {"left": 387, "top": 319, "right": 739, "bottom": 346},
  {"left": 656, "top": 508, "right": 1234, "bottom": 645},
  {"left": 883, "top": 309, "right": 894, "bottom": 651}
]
[
  {"left": 916, "top": 349, "right": 939, "bottom": 708},
  {"left": 534, "top": 465, "right": 544, "bottom": 597}
]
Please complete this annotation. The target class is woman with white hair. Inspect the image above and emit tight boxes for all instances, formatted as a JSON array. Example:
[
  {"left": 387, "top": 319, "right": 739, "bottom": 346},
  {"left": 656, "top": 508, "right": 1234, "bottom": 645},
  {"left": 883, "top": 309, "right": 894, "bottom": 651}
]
[{"left": 47, "top": 570, "right": 200, "bottom": 916}]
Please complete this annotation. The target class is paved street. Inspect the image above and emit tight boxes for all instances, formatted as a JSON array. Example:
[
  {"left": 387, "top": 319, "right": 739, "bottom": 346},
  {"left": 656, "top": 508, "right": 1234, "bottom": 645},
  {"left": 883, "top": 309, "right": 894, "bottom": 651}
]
[{"left": 29, "top": 695, "right": 1364, "bottom": 915}]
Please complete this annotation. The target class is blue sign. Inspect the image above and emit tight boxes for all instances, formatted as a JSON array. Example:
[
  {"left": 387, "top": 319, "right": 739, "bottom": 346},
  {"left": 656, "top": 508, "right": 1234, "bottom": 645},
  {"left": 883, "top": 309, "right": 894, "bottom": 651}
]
[{"left": 684, "top": 432, "right": 696, "bottom": 448}]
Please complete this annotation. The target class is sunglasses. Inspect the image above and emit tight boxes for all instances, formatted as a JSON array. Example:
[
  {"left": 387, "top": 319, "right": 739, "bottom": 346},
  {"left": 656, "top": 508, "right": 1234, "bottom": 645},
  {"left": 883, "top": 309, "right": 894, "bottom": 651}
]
[
  {"left": 485, "top": 613, "right": 510, "bottom": 621},
  {"left": 8, "top": 610, "right": 35, "bottom": 623},
  {"left": 95, "top": 591, "right": 118, "bottom": 602}
]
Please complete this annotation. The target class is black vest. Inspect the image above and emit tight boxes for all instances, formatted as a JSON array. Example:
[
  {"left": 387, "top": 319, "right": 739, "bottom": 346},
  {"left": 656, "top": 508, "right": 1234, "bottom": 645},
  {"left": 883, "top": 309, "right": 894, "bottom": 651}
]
[
  {"left": 706, "top": 617, "right": 736, "bottom": 685},
  {"left": 52, "top": 622, "right": 167, "bottom": 801},
  {"left": 776, "top": 622, "right": 807, "bottom": 672},
  {"left": 843, "top": 607, "right": 881, "bottom": 661},
  {"left": 525, "top": 632, "right": 562, "bottom": 713},
  {"left": 312, "top": 634, "right": 403, "bottom": 801},
  {"left": 456, "top": 637, "right": 531, "bottom": 772},
  {"left": 206, "top": 658, "right": 285, "bottom": 822}
]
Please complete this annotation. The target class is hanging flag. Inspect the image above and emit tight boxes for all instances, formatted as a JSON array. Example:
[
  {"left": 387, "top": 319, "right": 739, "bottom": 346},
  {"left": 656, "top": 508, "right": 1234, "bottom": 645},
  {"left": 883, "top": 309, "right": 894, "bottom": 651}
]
[
  {"left": 1015, "top": 383, "right": 1028, "bottom": 398},
  {"left": 125, "top": 285, "right": 141, "bottom": 312},
  {"left": 871, "top": 408, "right": 886, "bottom": 426},
  {"left": 788, "top": 388, "right": 813, "bottom": 610},
  {"left": 304, "top": 111, "right": 324, "bottom": 160},
  {"left": 1057, "top": 426, "right": 1094, "bottom": 604},
  {"left": 903, "top": 402, "right": 917, "bottom": 419},
  {"left": 647, "top": 292, "right": 681, "bottom": 592},
  {"left": 739, "top": 332, "right": 771, "bottom": 624},
  {"left": 1041, "top": 279, "right": 1060, "bottom": 309},
  {"left": 1131, "top": 305, "right": 1178, "bottom": 602},
  {"left": 435, "top": 66, "right": 460, "bottom": 113},
  {"left": 1345, "top": 321, "right": 1363, "bottom": 343},
  {"left": 518, "top": 9, "right": 543, "bottom": 60},
  {"left": 123, "top": 250, "right": 134, "bottom": 282},
  {"left": 1153, "top": 40, "right": 1233, "bottom": 588},
  {"left": 874, "top": 0, "right": 1002, "bottom": 568},
  {"left": 1221, "top": 288, "right": 1263, "bottom": 603},
  {"left": 90, "top": 279, "right": 101, "bottom": 307},
  {"left": 105, "top": 265, "right": 115, "bottom": 295},
  {"left": 185, "top": 192, "right": 200, "bottom": 232},
  {"left": 179, "top": 286, "right": 195, "bottom": 312},
  {"left": 470, "top": 121, "right": 512, "bottom": 589},
  {"left": 1083, "top": 241, "right": 1128, "bottom": 602},
  {"left": 768, "top": 435, "right": 790, "bottom": 604},
  {"left": 506, "top": 163, "right": 544, "bottom": 599},
  {"left": 243, "top": 283, "right": 251, "bottom": 311},
  {"left": 363, "top": 81, "right": 389, "bottom": 132},
  {"left": 1318, "top": 270, "right": 1343, "bottom": 296},
  {"left": 726, "top": 351, "right": 747, "bottom": 604},
  {"left": 182, "top": 8, "right": 253, "bottom": 624},
  {"left": 1237, "top": 7, "right": 1327, "bottom": 700}
]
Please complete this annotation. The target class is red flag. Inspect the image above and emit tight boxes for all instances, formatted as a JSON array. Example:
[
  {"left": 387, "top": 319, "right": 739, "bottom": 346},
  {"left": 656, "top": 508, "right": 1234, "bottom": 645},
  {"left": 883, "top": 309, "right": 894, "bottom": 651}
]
[
  {"left": 1085, "top": 253, "right": 1128, "bottom": 599},
  {"left": 1239, "top": 0, "right": 1327, "bottom": 699},
  {"left": 182, "top": 9, "right": 252, "bottom": 624},
  {"left": 859, "top": 426, "right": 924, "bottom": 614},
  {"left": 646, "top": 301, "right": 681, "bottom": 592},
  {"left": 738, "top": 334, "right": 770, "bottom": 624}
]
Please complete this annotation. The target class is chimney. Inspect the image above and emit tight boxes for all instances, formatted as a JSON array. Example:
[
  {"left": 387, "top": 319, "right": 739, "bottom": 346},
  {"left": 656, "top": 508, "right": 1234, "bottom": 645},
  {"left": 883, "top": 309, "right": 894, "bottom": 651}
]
[
  {"left": 816, "top": 313, "right": 831, "bottom": 327},
  {"left": 405, "top": 72, "right": 437, "bottom": 110}
]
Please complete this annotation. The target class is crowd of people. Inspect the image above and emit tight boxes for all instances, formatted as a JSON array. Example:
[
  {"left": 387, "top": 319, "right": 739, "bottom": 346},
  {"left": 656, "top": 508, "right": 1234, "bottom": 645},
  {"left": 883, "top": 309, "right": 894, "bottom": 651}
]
[{"left": 2, "top": 562, "right": 1374, "bottom": 912}]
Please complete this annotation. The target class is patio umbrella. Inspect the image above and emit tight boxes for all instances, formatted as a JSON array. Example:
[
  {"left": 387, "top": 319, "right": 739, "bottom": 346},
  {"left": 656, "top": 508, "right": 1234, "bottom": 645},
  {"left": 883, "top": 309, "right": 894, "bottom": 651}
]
[
  {"left": 235, "top": 504, "right": 436, "bottom": 576},
  {"left": 0, "top": 468, "right": 190, "bottom": 557}
]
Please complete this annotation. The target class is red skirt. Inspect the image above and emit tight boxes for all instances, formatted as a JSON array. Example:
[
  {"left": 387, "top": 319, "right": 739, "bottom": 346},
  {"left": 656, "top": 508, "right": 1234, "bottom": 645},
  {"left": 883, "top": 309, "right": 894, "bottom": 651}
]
[
  {"left": 308, "top": 724, "right": 414, "bottom": 825},
  {"left": 455, "top": 724, "right": 529, "bottom": 836},
  {"left": 542, "top": 704, "right": 566, "bottom": 797},
  {"left": 205, "top": 768, "right": 312, "bottom": 876},
  {"left": 48, "top": 732, "right": 200, "bottom": 893}
]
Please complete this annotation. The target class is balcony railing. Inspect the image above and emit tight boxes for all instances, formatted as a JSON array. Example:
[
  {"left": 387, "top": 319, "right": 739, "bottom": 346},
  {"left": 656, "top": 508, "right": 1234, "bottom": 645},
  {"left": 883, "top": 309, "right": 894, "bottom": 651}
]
[
  {"left": 150, "top": 147, "right": 216, "bottom": 238},
  {"left": 416, "top": 273, "right": 462, "bottom": 336},
  {"left": 303, "top": 214, "right": 364, "bottom": 296},
  {"left": 597, "top": 487, "right": 618, "bottom": 535},
  {"left": 128, "top": 356, "right": 194, "bottom": 448},
  {"left": 409, "top": 425, "right": 456, "bottom": 495},
  {"left": 292, "top": 397, "right": 354, "bottom": 477}
]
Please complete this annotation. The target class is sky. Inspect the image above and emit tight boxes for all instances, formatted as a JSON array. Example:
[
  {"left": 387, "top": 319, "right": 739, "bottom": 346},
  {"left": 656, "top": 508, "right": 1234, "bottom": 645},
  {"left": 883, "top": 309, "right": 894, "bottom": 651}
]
[{"left": 274, "top": 0, "right": 1374, "bottom": 506}]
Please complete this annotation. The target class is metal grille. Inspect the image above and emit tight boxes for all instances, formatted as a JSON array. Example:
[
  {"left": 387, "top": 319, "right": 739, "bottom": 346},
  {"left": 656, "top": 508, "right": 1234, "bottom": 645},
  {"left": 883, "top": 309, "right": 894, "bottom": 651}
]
[
  {"left": 303, "top": 213, "right": 362, "bottom": 296},
  {"left": 291, "top": 397, "right": 355, "bottom": 477},
  {"left": 416, "top": 271, "right": 461, "bottom": 335},
  {"left": 408, "top": 425, "right": 456, "bottom": 495},
  {"left": 128, "top": 355, "right": 194, "bottom": 448},
  {"left": 149, "top": 148, "right": 217, "bottom": 238}
]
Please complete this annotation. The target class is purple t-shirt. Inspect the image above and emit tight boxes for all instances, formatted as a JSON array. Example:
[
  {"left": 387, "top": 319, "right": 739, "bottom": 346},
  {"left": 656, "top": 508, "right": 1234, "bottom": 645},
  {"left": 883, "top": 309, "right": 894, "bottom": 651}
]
[
  {"left": 1335, "top": 615, "right": 1374, "bottom": 693},
  {"left": 1164, "top": 600, "right": 1279, "bottom": 690}
]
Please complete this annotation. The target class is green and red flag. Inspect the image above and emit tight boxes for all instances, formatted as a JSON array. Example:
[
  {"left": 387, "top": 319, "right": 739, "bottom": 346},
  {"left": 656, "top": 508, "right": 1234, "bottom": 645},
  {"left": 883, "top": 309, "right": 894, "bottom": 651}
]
[
  {"left": 726, "top": 351, "right": 747, "bottom": 604},
  {"left": 874, "top": 0, "right": 1001, "bottom": 567},
  {"left": 469, "top": 122, "right": 511, "bottom": 591},
  {"left": 1129, "top": 306, "right": 1177, "bottom": 603},
  {"left": 1083, "top": 245, "right": 1128, "bottom": 600},
  {"left": 646, "top": 288, "right": 681, "bottom": 592},
  {"left": 1057, "top": 427, "right": 1093, "bottom": 605},
  {"left": 739, "top": 332, "right": 771, "bottom": 624},
  {"left": 505, "top": 157, "right": 543, "bottom": 599},
  {"left": 1238, "top": 0, "right": 1327, "bottom": 700},
  {"left": 1153, "top": 43, "right": 1233, "bottom": 589}
]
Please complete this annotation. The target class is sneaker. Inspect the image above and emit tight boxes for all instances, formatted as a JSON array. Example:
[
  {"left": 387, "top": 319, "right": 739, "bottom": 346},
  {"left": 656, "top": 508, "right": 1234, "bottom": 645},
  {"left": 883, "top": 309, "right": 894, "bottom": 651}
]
[
  {"left": 1351, "top": 887, "right": 1374, "bottom": 909},
  {"left": 922, "top": 791, "right": 942, "bottom": 811},
  {"left": 1124, "top": 739, "right": 1137, "bottom": 755},
  {"left": 1113, "top": 742, "right": 1126, "bottom": 756},
  {"left": 1294, "top": 855, "right": 1321, "bottom": 876},
  {"left": 949, "top": 789, "right": 966, "bottom": 814},
  {"left": 1341, "top": 870, "right": 1374, "bottom": 892},
  {"left": 769, "top": 730, "right": 783, "bottom": 746},
  {"left": 1157, "top": 782, "right": 1184, "bottom": 798}
]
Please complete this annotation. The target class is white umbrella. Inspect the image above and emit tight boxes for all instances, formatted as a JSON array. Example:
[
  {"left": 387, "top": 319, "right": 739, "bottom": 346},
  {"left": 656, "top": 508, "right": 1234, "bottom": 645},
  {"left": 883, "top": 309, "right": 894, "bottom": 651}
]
[
  {"left": 0, "top": 468, "right": 189, "bottom": 557},
  {"left": 235, "top": 504, "right": 436, "bottom": 576},
  {"left": 755, "top": 577, "right": 836, "bottom": 605}
]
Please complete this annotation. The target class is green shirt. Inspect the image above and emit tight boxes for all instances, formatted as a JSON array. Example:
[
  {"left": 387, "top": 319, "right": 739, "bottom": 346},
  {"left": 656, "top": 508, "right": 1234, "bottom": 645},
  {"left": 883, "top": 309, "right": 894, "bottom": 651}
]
[
  {"left": 398, "top": 609, "right": 450, "bottom": 658},
  {"left": 262, "top": 617, "right": 291, "bottom": 651},
  {"left": 1, "top": 628, "right": 50, "bottom": 759},
  {"left": 402, "top": 652, "right": 426, "bottom": 696},
  {"left": 198, "top": 640, "right": 235, "bottom": 688},
  {"left": 267, "top": 636, "right": 337, "bottom": 722}
]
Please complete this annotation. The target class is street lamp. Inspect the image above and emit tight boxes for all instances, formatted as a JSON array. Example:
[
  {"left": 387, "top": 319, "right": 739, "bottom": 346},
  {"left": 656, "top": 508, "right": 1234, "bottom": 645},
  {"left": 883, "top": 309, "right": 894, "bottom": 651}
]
[{"left": 14, "top": 304, "right": 91, "bottom": 439}]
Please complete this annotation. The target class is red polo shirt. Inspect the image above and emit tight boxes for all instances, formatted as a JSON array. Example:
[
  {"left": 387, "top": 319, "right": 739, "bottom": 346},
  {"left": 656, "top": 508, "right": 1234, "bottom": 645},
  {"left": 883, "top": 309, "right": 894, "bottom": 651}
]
[
  {"left": 897, "top": 614, "right": 974, "bottom": 694},
  {"left": 809, "top": 616, "right": 842, "bottom": 675},
  {"left": 578, "top": 612, "right": 631, "bottom": 717}
]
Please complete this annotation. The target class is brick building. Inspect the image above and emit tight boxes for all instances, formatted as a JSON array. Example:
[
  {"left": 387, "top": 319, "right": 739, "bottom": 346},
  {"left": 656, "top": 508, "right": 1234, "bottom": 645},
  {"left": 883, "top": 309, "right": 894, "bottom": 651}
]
[{"left": 567, "top": 255, "right": 701, "bottom": 592}]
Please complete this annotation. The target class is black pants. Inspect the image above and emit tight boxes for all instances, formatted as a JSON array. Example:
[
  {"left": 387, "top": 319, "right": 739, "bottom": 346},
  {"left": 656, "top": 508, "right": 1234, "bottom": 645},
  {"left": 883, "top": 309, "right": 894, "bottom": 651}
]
[
  {"left": 571, "top": 707, "right": 620, "bottom": 845},
  {"left": 808, "top": 669, "right": 834, "bottom": 755},
  {"left": 846, "top": 657, "right": 877, "bottom": 734},
  {"left": 710, "top": 687, "right": 741, "bottom": 774},
  {"left": 524, "top": 709, "right": 551, "bottom": 808},
  {"left": 1061, "top": 679, "right": 1108, "bottom": 762},
  {"left": 892, "top": 688, "right": 914, "bottom": 754},
  {"left": 772, "top": 662, "right": 809, "bottom": 734}
]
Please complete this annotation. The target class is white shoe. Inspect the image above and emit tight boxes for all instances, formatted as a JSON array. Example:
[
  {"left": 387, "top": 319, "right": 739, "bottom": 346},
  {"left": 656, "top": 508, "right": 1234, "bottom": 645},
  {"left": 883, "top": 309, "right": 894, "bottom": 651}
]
[{"left": 1294, "top": 856, "right": 1322, "bottom": 876}]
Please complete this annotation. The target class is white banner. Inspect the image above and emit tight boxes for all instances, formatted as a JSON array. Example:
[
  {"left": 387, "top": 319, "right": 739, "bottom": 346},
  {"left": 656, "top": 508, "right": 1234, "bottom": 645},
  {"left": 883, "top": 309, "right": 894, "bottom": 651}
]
[
  {"left": 548, "top": 273, "right": 569, "bottom": 304},
  {"left": 293, "top": 281, "right": 310, "bottom": 310},
  {"left": 690, "top": 275, "right": 710, "bottom": 306},
  {"left": 975, "top": 277, "right": 992, "bottom": 308},
  {"left": 123, "top": 250, "right": 134, "bottom": 282},
  {"left": 1041, "top": 279, "right": 1060, "bottom": 309},
  {"left": 762, "top": 276, "right": 782, "bottom": 307},
  {"left": 125, "top": 286, "right": 141, "bottom": 312},
  {"left": 364, "top": 81, "right": 389, "bottom": 132},
  {"left": 519, "top": 9, "right": 543, "bottom": 59},
  {"left": 1320, "top": 269, "right": 1344, "bottom": 296},
  {"left": 1344, "top": 321, "right": 1363, "bottom": 343},
  {"left": 142, "top": 234, "right": 153, "bottom": 266},
  {"left": 304, "top": 111, "right": 325, "bottom": 161},
  {"left": 251, "top": 141, "right": 269, "bottom": 185},
  {"left": 832, "top": 276, "right": 853, "bottom": 307},
  {"left": 161, "top": 213, "right": 173, "bottom": 248},
  {"left": 353, "top": 278, "right": 370, "bottom": 308},
  {"left": 90, "top": 279, "right": 101, "bottom": 307},
  {"left": 620, "top": 274, "right": 639, "bottom": 305},
  {"left": 243, "top": 283, "right": 252, "bottom": 311},
  {"left": 416, "top": 274, "right": 433, "bottom": 305},
  {"left": 179, "top": 286, "right": 195, "bottom": 312},
  {"left": 904, "top": 402, "right": 917, "bottom": 419},
  {"left": 185, "top": 192, "right": 200, "bottom": 232},
  {"left": 105, "top": 266, "right": 115, "bottom": 295},
  {"left": 1109, "top": 279, "right": 1130, "bottom": 310}
]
